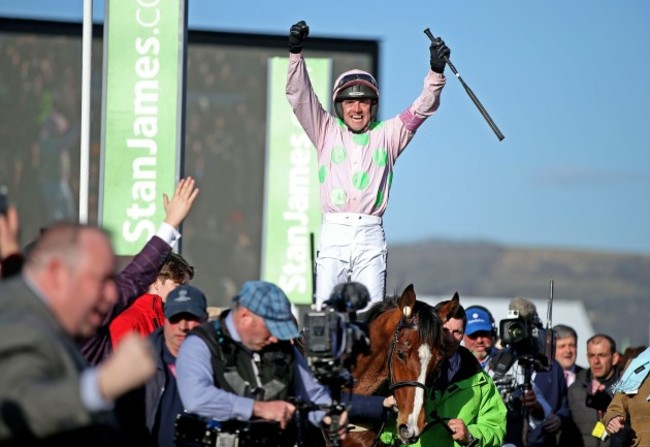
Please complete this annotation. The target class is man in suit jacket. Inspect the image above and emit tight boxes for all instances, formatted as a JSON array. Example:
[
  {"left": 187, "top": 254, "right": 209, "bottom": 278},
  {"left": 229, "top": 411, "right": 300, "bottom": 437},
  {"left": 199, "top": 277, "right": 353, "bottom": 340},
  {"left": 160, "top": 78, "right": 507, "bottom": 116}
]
[
  {"left": 81, "top": 177, "right": 199, "bottom": 365},
  {"left": 0, "top": 223, "right": 156, "bottom": 444},
  {"left": 553, "top": 324, "right": 585, "bottom": 446},
  {"left": 553, "top": 324, "right": 586, "bottom": 387},
  {"left": 0, "top": 177, "right": 200, "bottom": 366}
]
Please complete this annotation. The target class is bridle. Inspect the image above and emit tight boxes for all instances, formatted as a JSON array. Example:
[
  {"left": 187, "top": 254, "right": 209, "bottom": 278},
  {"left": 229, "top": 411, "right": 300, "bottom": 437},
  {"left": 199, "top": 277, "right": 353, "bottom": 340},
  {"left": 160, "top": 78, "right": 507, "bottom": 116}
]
[
  {"left": 387, "top": 307, "right": 427, "bottom": 393},
  {"left": 382, "top": 306, "right": 452, "bottom": 446},
  {"left": 364, "top": 307, "right": 428, "bottom": 447}
]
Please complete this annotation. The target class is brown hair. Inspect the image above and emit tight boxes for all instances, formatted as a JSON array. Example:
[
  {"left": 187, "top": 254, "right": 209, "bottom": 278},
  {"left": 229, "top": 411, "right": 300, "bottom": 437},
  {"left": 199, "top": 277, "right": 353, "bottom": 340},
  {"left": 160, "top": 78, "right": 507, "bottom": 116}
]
[
  {"left": 587, "top": 334, "right": 617, "bottom": 354},
  {"left": 158, "top": 252, "right": 195, "bottom": 284},
  {"left": 620, "top": 345, "right": 648, "bottom": 372}
]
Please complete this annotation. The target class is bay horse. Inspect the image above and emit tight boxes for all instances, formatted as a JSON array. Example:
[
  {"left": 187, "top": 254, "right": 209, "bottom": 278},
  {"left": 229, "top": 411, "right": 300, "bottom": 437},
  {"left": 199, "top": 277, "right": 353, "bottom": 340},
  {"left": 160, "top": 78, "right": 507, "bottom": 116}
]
[{"left": 343, "top": 285, "right": 459, "bottom": 447}]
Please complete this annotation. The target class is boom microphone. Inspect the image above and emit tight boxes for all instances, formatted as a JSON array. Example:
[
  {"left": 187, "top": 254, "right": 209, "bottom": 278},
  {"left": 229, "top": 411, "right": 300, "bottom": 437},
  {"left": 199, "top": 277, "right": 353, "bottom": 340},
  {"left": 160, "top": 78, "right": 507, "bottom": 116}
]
[{"left": 508, "top": 297, "right": 538, "bottom": 322}]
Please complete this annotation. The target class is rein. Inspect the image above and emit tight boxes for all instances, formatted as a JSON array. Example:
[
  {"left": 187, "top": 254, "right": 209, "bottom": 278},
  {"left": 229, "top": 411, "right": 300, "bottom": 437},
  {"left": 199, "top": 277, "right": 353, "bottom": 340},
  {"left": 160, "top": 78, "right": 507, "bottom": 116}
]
[{"left": 364, "top": 314, "right": 424, "bottom": 447}]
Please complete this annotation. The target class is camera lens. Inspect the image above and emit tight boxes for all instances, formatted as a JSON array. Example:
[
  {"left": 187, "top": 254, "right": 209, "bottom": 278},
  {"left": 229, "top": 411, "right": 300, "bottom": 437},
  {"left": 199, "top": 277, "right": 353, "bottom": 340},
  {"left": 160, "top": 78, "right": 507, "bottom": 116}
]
[
  {"left": 507, "top": 323, "right": 525, "bottom": 340},
  {"left": 501, "top": 320, "right": 527, "bottom": 344}
]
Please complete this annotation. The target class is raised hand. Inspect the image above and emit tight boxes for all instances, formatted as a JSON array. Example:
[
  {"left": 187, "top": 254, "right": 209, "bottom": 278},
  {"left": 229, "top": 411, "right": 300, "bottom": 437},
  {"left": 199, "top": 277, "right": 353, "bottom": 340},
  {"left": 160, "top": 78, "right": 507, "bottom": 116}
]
[
  {"left": 429, "top": 37, "right": 451, "bottom": 74},
  {"left": 289, "top": 20, "right": 309, "bottom": 54},
  {"left": 163, "top": 177, "right": 199, "bottom": 229}
]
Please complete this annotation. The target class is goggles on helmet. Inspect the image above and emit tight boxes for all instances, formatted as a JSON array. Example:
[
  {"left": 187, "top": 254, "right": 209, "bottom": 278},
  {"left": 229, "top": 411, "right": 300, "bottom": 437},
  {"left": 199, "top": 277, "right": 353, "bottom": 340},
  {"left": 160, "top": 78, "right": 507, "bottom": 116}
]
[{"left": 332, "top": 72, "right": 379, "bottom": 102}]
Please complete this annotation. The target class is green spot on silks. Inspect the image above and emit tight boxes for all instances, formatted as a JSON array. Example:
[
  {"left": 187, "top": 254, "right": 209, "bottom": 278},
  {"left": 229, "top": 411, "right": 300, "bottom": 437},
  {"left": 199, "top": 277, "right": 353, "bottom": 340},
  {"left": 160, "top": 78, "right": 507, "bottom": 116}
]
[
  {"left": 373, "top": 148, "right": 388, "bottom": 167},
  {"left": 319, "top": 165, "right": 327, "bottom": 184},
  {"left": 352, "top": 132, "right": 369, "bottom": 145},
  {"left": 331, "top": 146, "right": 347, "bottom": 164},
  {"left": 374, "top": 190, "right": 384, "bottom": 208},
  {"left": 352, "top": 171, "right": 370, "bottom": 190},
  {"left": 330, "top": 188, "right": 347, "bottom": 206}
]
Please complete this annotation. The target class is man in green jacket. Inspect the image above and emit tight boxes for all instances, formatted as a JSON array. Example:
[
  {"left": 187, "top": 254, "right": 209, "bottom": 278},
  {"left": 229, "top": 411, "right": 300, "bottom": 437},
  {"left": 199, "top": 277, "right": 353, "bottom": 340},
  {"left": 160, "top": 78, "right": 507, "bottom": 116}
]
[{"left": 380, "top": 302, "right": 507, "bottom": 447}]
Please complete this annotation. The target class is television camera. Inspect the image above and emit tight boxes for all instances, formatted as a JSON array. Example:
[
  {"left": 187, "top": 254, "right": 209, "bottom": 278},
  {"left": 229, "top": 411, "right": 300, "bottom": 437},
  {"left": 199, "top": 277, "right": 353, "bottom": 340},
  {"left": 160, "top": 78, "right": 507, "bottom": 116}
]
[
  {"left": 302, "top": 282, "right": 371, "bottom": 388},
  {"left": 490, "top": 280, "right": 556, "bottom": 415},
  {"left": 299, "top": 282, "right": 371, "bottom": 447}
]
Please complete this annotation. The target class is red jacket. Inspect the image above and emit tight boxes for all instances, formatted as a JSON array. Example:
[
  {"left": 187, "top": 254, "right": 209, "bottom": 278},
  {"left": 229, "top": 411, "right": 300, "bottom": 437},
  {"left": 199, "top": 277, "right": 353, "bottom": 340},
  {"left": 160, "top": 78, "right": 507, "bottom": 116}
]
[{"left": 109, "top": 293, "right": 164, "bottom": 347}]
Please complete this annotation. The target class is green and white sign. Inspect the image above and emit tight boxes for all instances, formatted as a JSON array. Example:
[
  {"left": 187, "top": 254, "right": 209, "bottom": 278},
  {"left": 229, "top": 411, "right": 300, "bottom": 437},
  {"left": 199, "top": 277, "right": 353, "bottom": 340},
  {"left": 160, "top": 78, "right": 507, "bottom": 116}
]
[
  {"left": 262, "top": 57, "right": 332, "bottom": 305},
  {"left": 100, "top": 0, "right": 186, "bottom": 255}
]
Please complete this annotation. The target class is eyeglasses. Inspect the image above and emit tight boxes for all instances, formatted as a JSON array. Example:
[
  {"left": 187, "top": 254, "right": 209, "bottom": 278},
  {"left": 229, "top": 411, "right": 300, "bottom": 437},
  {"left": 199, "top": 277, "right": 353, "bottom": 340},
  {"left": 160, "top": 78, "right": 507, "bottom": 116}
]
[{"left": 466, "top": 331, "right": 493, "bottom": 339}]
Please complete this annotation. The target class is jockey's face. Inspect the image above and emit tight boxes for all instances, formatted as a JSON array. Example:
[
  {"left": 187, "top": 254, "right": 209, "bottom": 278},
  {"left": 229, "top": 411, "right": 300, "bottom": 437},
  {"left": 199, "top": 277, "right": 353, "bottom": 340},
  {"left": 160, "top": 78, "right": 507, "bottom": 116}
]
[{"left": 341, "top": 98, "right": 373, "bottom": 132}]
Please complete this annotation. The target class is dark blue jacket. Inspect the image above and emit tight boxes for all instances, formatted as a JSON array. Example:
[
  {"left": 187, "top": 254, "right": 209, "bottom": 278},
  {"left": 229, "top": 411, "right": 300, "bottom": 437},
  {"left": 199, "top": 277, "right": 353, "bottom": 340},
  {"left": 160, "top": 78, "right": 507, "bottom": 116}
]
[{"left": 527, "top": 359, "right": 571, "bottom": 447}]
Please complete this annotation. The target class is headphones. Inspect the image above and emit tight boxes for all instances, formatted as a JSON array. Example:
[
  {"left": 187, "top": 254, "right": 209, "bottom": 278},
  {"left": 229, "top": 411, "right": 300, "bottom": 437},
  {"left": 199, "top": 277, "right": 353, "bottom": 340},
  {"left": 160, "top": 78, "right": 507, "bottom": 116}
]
[{"left": 465, "top": 305, "right": 497, "bottom": 337}]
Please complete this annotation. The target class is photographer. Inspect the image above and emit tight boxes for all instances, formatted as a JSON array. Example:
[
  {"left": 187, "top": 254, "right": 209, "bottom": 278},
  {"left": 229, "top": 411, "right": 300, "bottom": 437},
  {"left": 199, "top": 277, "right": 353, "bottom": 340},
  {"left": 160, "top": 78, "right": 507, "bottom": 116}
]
[
  {"left": 175, "top": 280, "right": 348, "bottom": 446},
  {"left": 490, "top": 297, "right": 569, "bottom": 447}
]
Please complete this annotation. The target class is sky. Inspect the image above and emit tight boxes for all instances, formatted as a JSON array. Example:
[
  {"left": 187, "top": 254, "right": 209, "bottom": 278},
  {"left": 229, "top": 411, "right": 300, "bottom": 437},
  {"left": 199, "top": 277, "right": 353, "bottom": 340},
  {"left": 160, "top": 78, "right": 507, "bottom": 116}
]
[{"left": 2, "top": 0, "right": 650, "bottom": 255}]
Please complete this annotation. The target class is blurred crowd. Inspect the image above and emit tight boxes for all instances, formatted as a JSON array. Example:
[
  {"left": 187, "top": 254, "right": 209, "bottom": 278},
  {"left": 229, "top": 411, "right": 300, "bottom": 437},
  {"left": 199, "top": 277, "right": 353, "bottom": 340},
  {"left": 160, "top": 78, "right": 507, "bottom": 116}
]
[{"left": 0, "top": 178, "right": 648, "bottom": 447}]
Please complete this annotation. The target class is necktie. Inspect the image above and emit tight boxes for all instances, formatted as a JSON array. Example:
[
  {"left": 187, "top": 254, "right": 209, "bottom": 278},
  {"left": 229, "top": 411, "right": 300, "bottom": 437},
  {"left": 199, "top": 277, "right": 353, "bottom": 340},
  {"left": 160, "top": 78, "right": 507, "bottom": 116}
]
[{"left": 564, "top": 370, "right": 574, "bottom": 387}]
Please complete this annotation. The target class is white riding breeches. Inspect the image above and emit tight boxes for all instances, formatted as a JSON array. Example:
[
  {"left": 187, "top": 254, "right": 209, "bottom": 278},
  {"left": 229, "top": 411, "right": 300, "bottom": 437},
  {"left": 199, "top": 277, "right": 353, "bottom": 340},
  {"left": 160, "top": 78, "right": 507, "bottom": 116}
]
[{"left": 315, "top": 213, "right": 387, "bottom": 311}]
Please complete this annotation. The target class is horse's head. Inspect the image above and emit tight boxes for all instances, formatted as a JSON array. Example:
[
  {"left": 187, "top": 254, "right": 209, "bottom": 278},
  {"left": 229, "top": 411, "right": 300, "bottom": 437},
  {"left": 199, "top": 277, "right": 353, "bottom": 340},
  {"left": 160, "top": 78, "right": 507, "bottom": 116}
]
[{"left": 385, "top": 285, "right": 460, "bottom": 444}]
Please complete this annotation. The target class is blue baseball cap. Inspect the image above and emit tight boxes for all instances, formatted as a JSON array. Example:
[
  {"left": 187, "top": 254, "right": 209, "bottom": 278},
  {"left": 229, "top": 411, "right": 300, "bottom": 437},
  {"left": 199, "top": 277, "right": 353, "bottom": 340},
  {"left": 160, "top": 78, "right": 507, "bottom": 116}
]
[
  {"left": 165, "top": 285, "right": 208, "bottom": 320},
  {"left": 233, "top": 281, "right": 299, "bottom": 340},
  {"left": 465, "top": 306, "right": 495, "bottom": 336}
]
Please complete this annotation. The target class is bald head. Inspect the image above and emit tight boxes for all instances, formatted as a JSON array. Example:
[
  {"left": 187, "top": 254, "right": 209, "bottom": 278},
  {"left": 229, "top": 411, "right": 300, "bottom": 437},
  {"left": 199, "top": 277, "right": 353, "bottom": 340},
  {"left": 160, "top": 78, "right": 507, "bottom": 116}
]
[
  {"left": 24, "top": 223, "right": 118, "bottom": 338},
  {"left": 26, "top": 224, "right": 105, "bottom": 270}
]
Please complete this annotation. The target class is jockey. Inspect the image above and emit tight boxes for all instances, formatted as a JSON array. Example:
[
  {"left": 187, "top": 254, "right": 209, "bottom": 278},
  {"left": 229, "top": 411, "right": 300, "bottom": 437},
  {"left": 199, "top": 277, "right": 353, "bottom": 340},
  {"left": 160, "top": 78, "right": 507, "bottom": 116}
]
[{"left": 286, "top": 20, "right": 450, "bottom": 311}]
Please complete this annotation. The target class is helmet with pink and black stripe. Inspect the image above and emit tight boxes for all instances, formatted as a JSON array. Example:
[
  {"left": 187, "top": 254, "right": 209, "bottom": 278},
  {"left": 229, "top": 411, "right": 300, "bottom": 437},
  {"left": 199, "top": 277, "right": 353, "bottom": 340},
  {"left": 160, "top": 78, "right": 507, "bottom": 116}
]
[{"left": 332, "top": 69, "right": 379, "bottom": 121}]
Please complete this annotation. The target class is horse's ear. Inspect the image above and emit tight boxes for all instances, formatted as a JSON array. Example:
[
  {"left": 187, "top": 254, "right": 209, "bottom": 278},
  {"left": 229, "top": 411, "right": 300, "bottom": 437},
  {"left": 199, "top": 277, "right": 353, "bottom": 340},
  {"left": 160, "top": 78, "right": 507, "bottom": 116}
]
[
  {"left": 398, "top": 284, "right": 416, "bottom": 317},
  {"left": 436, "top": 292, "right": 461, "bottom": 323}
]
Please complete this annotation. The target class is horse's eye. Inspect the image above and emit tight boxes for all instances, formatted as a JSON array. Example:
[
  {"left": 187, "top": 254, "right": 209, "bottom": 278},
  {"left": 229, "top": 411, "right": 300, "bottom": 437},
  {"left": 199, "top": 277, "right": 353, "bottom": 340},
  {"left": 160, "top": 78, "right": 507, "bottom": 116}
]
[{"left": 396, "top": 350, "right": 406, "bottom": 361}]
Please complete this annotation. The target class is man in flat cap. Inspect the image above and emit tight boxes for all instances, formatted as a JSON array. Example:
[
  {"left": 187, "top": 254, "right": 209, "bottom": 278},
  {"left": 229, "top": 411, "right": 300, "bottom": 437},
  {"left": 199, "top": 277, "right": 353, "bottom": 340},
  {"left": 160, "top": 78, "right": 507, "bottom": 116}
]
[{"left": 176, "top": 280, "right": 347, "bottom": 446}]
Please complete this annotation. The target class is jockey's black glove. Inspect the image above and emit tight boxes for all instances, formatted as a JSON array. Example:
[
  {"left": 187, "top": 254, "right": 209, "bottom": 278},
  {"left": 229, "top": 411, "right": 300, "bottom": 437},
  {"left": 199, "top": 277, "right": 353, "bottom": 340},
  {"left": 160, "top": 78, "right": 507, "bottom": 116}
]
[
  {"left": 289, "top": 21, "right": 309, "bottom": 54},
  {"left": 429, "top": 37, "right": 451, "bottom": 73}
]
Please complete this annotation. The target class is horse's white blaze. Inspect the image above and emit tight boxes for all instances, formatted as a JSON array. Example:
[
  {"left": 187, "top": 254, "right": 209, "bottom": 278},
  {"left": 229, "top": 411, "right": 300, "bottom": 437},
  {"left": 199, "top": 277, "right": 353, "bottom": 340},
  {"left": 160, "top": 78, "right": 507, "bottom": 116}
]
[{"left": 405, "top": 343, "right": 432, "bottom": 437}]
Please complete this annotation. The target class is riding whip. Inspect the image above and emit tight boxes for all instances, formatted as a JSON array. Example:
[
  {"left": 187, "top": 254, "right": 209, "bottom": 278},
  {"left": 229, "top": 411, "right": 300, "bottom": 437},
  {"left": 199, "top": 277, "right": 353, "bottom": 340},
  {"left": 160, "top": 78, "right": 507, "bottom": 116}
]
[{"left": 424, "top": 28, "right": 505, "bottom": 141}]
